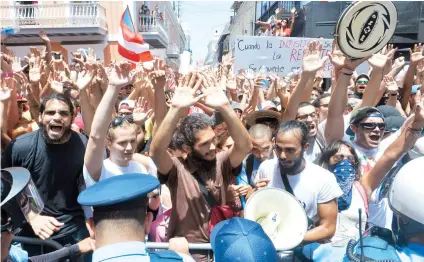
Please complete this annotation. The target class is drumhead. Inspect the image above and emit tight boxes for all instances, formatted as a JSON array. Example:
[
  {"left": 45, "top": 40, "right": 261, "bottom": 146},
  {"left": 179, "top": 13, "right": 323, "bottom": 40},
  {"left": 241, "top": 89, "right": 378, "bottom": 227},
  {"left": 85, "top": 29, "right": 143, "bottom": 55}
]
[{"left": 336, "top": 1, "right": 397, "bottom": 59}]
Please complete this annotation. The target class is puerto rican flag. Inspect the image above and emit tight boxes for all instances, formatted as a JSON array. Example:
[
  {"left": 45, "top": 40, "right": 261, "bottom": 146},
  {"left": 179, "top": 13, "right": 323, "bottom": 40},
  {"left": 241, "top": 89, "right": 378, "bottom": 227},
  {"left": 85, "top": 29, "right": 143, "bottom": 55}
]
[{"left": 118, "top": 6, "right": 153, "bottom": 63}]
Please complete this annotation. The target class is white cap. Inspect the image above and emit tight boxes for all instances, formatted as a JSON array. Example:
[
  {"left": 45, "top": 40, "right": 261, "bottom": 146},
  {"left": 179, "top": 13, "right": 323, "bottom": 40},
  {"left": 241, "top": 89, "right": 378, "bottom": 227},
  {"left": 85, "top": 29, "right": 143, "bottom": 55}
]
[
  {"left": 409, "top": 136, "right": 424, "bottom": 159},
  {"left": 389, "top": 157, "right": 424, "bottom": 224}
]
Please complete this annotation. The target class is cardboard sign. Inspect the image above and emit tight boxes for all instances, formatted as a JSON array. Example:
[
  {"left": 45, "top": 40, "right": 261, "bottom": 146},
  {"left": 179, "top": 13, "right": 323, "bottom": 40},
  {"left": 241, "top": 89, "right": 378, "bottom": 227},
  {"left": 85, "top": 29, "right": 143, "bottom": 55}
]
[{"left": 234, "top": 36, "right": 334, "bottom": 78}]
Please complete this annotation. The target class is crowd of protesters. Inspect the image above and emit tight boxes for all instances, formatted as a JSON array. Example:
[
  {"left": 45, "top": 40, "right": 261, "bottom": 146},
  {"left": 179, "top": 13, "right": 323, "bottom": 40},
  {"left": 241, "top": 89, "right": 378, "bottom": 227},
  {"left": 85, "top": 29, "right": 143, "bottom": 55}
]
[{"left": 1, "top": 25, "right": 424, "bottom": 262}]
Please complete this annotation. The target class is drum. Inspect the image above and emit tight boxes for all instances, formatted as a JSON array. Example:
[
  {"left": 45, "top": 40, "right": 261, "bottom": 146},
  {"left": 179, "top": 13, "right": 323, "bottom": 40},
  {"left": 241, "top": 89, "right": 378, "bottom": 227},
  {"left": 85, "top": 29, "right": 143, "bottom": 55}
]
[{"left": 335, "top": 1, "right": 398, "bottom": 59}]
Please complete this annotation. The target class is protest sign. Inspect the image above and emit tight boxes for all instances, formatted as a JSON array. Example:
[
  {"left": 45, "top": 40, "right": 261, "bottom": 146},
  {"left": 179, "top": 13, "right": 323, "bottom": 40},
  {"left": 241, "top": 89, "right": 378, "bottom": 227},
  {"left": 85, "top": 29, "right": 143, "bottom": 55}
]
[{"left": 234, "top": 36, "right": 334, "bottom": 77}]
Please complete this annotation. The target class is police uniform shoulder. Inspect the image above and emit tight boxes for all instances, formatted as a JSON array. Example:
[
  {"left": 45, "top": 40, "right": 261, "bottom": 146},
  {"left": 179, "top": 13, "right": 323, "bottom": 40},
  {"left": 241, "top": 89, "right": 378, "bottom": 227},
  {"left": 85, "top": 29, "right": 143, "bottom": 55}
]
[
  {"left": 77, "top": 173, "right": 159, "bottom": 207},
  {"left": 149, "top": 250, "right": 183, "bottom": 261}
]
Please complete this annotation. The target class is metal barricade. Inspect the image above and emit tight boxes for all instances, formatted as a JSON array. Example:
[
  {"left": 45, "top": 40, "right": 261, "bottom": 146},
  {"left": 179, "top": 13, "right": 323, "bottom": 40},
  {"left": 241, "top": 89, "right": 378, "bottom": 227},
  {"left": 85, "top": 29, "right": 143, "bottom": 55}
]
[
  {"left": 146, "top": 242, "right": 295, "bottom": 262},
  {"left": 12, "top": 236, "right": 71, "bottom": 261}
]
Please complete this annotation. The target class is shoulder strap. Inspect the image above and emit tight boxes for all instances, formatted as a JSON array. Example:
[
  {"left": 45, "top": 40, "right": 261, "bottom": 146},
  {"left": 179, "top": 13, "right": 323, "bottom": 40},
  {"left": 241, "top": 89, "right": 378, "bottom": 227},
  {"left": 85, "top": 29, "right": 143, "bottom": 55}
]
[
  {"left": 354, "top": 181, "right": 369, "bottom": 216},
  {"left": 278, "top": 164, "right": 294, "bottom": 195},
  {"left": 246, "top": 154, "right": 255, "bottom": 183},
  {"left": 193, "top": 174, "right": 217, "bottom": 207}
]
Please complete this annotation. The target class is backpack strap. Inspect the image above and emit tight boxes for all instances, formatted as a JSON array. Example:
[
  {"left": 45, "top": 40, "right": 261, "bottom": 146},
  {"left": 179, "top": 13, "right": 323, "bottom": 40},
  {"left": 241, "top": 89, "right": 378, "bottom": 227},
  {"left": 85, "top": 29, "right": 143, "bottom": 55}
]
[
  {"left": 193, "top": 174, "right": 216, "bottom": 208},
  {"left": 245, "top": 154, "right": 255, "bottom": 184},
  {"left": 354, "top": 181, "right": 369, "bottom": 216}
]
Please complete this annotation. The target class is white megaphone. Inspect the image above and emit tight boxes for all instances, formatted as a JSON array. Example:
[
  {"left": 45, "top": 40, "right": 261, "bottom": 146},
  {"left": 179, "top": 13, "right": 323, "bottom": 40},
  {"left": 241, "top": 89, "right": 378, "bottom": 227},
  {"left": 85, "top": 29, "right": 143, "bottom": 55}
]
[{"left": 244, "top": 188, "right": 308, "bottom": 250}]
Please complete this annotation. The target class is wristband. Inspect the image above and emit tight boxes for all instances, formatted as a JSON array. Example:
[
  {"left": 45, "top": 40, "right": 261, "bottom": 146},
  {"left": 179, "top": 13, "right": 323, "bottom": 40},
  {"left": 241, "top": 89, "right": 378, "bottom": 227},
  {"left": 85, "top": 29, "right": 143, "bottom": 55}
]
[
  {"left": 340, "top": 71, "right": 353, "bottom": 76},
  {"left": 408, "top": 125, "right": 423, "bottom": 133}
]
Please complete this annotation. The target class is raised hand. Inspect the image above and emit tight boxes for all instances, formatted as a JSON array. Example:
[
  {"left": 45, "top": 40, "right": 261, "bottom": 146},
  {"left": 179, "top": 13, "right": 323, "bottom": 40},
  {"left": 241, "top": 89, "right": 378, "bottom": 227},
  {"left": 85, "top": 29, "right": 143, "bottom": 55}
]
[
  {"left": 1, "top": 53, "right": 13, "bottom": 73},
  {"left": 201, "top": 73, "right": 230, "bottom": 109},
  {"left": 302, "top": 41, "right": 328, "bottom": 75},
  {"left": 221, "top": 54, "right": 234, "bottom": 70},
  {"left": 39, "top": 29, "right": 50, "bottom": 43},
  {"left": 133, "top": 97, "right": 154, "bottom": 125},
  {"left": 394, "top": 56, "right": 405, "bottom": 69},
  {"left": 149, "top": 58, "right": 166, "bottom": 88},
  {"left": 76, "top": 69, "right": 94, "bottom": 90},
  {"left": 328, "top": 42, "right": 346, "bottom": 72},
  {"left": 241, "top": 105, "right": 254, "bottom": 122},
  {"left": 86, "top": 47, "right": 96, "bottom": 62},
  {"left": 108, "top": 62, "right": 136, "bottom": 88},
  {"left": 171, "top": 72, "right": 205, "bottom": 109},
  {"left": 0, "top": 78, "right": 12, "bottom": 102},
  {"left": 48, "top": 71, "right": 64, "bottom": 94},
  {"left": 368, "top": 53, "right": 388, "bottom": 70},
  {"left": 245, "top": 69, "right": 255, "bottom": 80},
  {"left": 29, "top": 56, "right": 42, "bottom": 83},
  {"left": 410, "top": 43, "right": 424, "bottom": 65},
  {"left": 383, "top": 75, "right": 398, "bottom": 94}
]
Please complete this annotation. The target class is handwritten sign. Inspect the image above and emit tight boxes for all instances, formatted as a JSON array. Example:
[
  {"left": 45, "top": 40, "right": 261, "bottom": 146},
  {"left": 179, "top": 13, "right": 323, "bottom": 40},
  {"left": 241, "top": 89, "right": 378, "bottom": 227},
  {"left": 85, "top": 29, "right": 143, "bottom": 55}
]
[{"left": 234, "top": 36, "right": 334, "bottom": 78}]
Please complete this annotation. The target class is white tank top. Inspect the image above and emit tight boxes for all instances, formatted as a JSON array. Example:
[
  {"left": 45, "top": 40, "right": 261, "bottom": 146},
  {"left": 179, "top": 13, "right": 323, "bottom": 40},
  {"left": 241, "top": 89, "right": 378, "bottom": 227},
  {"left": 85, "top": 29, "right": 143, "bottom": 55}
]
[{"left": 331, "top": 185, "right": 367, "bottom": 247}]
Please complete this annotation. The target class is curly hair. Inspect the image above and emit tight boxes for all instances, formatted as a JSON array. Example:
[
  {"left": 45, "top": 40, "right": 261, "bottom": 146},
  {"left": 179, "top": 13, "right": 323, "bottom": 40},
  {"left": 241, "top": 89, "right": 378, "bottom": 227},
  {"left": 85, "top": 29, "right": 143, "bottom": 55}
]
[{"left": 178, "top": 113, "right": 213, "bottom": 147}]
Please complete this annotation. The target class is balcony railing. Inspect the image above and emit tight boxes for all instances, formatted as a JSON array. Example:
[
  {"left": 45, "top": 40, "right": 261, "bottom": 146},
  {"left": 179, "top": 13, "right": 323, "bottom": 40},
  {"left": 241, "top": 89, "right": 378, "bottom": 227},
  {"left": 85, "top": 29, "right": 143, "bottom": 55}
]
[
  {"left": 167, "top": 43, "right": 180, "bottom": 56},
  {"left": 0, "top": 3, "right": 107, "bottom": 30},
  {"left": 138, "top": 15, "right": 165, "bottom": 32},
  {"left": 138, "top": 15, "right": 168, "bottom": 47}
]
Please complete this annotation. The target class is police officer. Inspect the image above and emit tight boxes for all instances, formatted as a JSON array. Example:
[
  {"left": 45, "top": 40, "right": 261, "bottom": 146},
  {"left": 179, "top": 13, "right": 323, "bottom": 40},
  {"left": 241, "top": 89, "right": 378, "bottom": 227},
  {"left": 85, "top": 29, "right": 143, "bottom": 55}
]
[
  {"left": 345, "top": 157, "right": 424, "bottom": 261},
  {"left": 1, "top": 167, "right": 92, "bottom": 262},
  {"left": 77, "top": 173, "right": 195, "bottom": 262}
]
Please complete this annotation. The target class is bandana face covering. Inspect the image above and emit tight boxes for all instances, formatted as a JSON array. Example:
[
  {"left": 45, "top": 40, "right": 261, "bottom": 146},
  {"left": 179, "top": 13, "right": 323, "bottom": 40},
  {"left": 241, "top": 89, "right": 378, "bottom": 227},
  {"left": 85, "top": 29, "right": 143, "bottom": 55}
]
[{"left": 330, "top": 159, "right": 356, "bottom": 212}]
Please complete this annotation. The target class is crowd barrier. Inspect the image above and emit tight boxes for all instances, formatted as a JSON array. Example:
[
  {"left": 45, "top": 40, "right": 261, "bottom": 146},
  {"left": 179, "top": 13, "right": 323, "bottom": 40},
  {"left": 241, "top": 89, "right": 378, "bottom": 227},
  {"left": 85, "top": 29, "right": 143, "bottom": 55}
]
[{"left": 12, "top": 237, "right": 294, "bottom": 262}]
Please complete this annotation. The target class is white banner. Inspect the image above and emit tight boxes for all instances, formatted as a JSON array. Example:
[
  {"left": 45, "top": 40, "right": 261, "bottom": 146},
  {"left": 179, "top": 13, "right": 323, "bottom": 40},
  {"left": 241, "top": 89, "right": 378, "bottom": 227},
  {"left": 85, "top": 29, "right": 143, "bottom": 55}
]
[{"left": 234, "top": 36, "right": 335, "bottom": 78}]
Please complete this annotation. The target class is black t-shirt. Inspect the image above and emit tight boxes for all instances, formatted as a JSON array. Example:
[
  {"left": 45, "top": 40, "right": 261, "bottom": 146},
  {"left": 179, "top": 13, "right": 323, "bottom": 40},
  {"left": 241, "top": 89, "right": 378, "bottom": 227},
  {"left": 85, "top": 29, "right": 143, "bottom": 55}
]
[{"left": 1, "top": 130, "right": 87, "bottom": 237}]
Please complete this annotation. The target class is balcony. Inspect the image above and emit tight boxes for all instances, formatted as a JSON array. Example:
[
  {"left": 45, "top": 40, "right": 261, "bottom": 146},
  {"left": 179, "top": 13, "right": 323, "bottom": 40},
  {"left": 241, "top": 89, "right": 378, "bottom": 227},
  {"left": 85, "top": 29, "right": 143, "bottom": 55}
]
[
  {"left": 167, "top": 43, "right": 180, "bottom": 58},
  {"left": 138, "top": 15, "right": 169, "bottom": 48},
  {"left": 0, "top": 3, "right": 107, "bottom": 43}
]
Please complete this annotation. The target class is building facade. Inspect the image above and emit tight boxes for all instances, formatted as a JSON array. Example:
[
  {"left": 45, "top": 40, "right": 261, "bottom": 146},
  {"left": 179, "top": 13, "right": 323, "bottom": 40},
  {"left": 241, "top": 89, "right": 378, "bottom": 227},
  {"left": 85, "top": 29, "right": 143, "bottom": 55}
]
[
  {"left": 227, "top": 1, "right": 256, "bottom": 56},
  {"left": 204, "top": 29, "right": 220, "bottom": 65},
  {"left": 0, "top": 0, "right": 187, "bottom": 69}
]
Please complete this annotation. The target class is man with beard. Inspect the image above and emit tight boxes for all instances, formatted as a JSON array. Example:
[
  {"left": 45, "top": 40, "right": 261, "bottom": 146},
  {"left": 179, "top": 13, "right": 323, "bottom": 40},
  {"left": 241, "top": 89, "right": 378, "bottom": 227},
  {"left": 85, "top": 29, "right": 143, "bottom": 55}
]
[
  {"left": 255, "top": 120, "right": 342, "bottom": 244},
  {"left": 353, "top": 74, "right": 369, "bottom": 99},
  {"left": 1, "top": 93, "right": 90, "bottom": 258},
  {"left": 150, "top": 72, "right": 252, "bottom": 262}
]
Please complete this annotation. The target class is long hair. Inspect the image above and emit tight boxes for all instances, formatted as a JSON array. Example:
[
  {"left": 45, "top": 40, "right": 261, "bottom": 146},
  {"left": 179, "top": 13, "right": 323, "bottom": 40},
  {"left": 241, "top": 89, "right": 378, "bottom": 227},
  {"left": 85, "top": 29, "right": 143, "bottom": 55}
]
[{"left": 319, "top": 140, "right": 361, "bottom": 180}]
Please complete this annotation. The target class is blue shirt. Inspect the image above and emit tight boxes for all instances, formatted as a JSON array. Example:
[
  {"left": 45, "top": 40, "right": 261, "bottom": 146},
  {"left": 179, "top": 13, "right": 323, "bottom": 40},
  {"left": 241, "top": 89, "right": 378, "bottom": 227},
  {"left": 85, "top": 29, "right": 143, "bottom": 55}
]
[
  {"left": 7, "top": 244, "right": 28, "bottom": 262},
  {"left": 92, "top": 241, "right": 195, "bottom": 262},
  {"left": 239, "top": 156, "right": 261, "bottom": 187},
  {"left": 93, "top": 242, "right": 149, "bottom": 262}
]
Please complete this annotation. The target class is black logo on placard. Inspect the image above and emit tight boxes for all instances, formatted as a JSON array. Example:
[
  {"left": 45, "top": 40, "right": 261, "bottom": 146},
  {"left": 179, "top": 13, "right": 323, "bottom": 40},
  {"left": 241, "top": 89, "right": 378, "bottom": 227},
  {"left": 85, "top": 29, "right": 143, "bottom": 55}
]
[{"left": 345, "top": 3, "right": 392, "bottom": 52}]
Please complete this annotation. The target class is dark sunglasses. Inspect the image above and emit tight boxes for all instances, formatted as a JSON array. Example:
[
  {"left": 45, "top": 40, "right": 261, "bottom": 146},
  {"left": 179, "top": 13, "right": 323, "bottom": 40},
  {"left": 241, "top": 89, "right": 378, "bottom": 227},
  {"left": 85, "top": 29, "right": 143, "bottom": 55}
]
[
  {"left": 357, "top": 80, "right": 369, "bottom": 85},
  {"left": 332, "top": 154, "right": 356, "bottom": 164},
  {"left": 109, "top": 115, "right": 134, "bottom": 129},
  {"left": 358, "top": 122, "right": 385, "bottom": 131}
]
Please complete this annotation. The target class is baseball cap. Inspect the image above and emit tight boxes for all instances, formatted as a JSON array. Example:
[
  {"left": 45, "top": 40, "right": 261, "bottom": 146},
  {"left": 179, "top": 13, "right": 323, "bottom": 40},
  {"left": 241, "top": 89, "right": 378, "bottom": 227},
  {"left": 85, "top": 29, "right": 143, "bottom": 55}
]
[
  {"left": 231, "top": 101, "right": 243, "bottom": 112},
  {"left": 346, "top": 107, "right": 384, "bottom": 136},
  {"left": 411, "top": 85, "right": 421, "bottom": 95},
  {"left": 16, "top": 94, "right": 27, "bottom": 103},
  {"left": 260, "top": 100, "right": 278, "bottom": 111},
  {"left": 376, "top": 105, "right": 401, "bottom": 118},
  {"left": 384, "top": 116, "right": 405, "bottom": 134},
  {"left": 355, "top": 74, "right": 370, "bottom": 83},
  {"left": 118, "top": 100, "right": 135, "bottom": 113},
  {"left": 210, "top": 218, "right": 278, "bottom": 262}
]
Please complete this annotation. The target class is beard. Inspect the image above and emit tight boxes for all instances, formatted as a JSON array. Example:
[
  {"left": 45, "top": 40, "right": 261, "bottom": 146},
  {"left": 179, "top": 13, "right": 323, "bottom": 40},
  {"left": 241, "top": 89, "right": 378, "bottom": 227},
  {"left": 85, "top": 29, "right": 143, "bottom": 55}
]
[
  {"left": 39, "top": 124, "right": 73, "bottom": 144},
  {"left": 190, "top": 148, "right": 216, "bottom": 171},
  {"left": 279, "top": 151, "right": 305, "bottom": 175}
]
